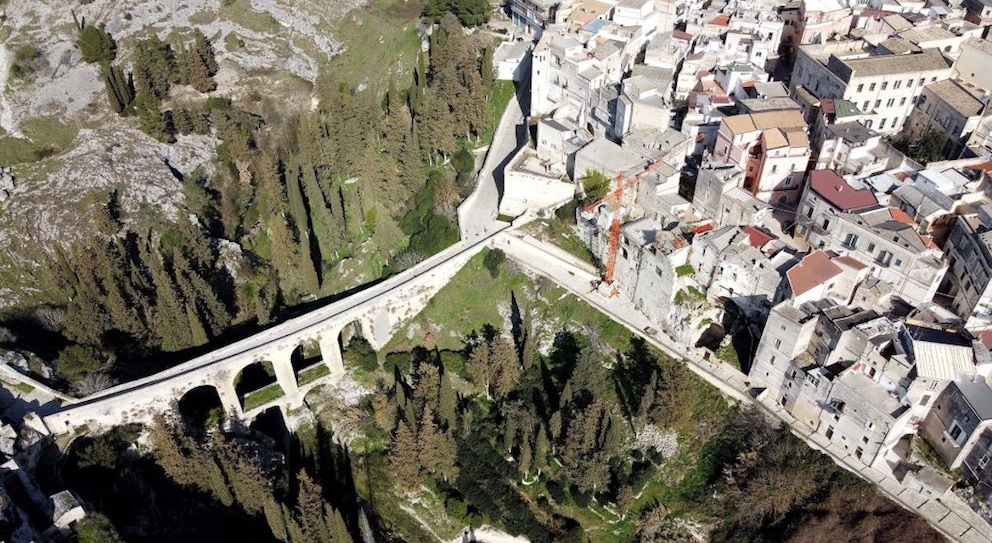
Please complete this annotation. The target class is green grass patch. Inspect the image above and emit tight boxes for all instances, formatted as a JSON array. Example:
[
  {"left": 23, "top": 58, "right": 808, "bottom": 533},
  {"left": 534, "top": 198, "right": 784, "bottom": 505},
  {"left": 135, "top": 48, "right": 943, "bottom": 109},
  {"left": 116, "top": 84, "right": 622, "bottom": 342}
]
[
  {"left": 477, "top": 80, "right": 516, "bottom": 147},
  {"left": 242, "top": 381, "right": 285, "bottom": 411},
  {"left": 219, "top": 0, "right": 282, "bottom": 34},
  {"left": 522, "top": 219, "right": 597, "bottom": 268},
  {"left": 387, "top": 249, "right": 533, "bottom": 352},
  {"left": 19, "top": 117, "right": 79, "bottom": 152},
  {"left": 0, "top": 136, "right": 43, "bottom": 164},
  {"left": 673, "top": 286, "right": 704, "bottom": 306},
  {"left": 324, "top": 0, "right": 425, "bottom": 89},
  {"left": 716, "top": 341, "right": 739, "bottom": 370},
  {"left": 297, "top": 363, "right": 331, "bottom": 386},
  {"left": 0, "top": 379, "right": 34, "bottom": 394},
  {"left": 675, "top": 263, "right": 694, "bottom": 277}
]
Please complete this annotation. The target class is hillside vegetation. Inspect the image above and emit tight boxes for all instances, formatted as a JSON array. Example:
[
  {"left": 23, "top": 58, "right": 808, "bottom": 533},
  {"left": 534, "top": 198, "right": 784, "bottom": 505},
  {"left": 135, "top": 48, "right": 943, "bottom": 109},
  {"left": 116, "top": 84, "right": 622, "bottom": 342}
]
[
  {"left": 0, "top": 0, "right": 500, "bottom": 394},
  {"left": 60, "top": 250, "right": 946, "bottom": 542}
]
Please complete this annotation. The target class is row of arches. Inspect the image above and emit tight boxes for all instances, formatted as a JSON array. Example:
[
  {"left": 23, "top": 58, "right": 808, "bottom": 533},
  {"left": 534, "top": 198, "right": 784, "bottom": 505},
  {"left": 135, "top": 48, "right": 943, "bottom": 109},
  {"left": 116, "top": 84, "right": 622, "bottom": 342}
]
[{"left": 176, "top": 321, "right": 369, "bottom": 425}]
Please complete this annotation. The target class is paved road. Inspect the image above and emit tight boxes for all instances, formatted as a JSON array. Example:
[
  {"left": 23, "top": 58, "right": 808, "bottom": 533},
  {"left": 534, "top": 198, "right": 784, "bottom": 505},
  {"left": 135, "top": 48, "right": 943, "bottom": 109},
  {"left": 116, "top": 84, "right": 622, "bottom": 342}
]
[
  {"left": 458, "top": 79, "right": 530, "bottom": 240},
  {"left": 496, "top": 230, "right": 992, "bottom": 543}
]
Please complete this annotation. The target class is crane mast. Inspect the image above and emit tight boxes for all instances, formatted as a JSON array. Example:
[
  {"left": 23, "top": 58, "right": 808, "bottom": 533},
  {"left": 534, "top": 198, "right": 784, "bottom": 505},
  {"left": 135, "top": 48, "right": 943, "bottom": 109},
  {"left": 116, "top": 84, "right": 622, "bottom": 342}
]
[{"left": 582, "top": 160, "right": 668, "bottom": 293}]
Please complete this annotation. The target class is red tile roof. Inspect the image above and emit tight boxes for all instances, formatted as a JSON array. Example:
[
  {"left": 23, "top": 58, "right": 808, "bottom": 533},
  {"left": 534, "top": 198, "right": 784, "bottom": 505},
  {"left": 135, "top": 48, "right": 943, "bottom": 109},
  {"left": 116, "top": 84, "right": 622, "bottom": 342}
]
[
  {"left": 889, "top": 207, "right": 916, "bottom": 225},
  {"left": 809, "top": 170, "right": 878, "bottom": 211},
  {"left": 787, "top": 250, "right": 843, "bottom": 297},
  {"left": 742, "top": 226, "right": 774, "bottom": 249},
  {"left": 672, "top": 29, "right": 694, "bottom": 41},
  {"left": 710, "top": 14, "right": 730, "bottom": 26},
  {"left": 832, "top": 255, "right": 867, "bottom": 271}
]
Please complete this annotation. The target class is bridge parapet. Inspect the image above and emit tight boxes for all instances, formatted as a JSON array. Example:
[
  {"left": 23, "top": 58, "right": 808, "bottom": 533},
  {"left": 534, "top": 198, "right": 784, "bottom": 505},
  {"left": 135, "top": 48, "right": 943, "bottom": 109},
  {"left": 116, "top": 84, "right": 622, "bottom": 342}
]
[{"left": 41, "top": 236, "right": 494, "bottom": 435}]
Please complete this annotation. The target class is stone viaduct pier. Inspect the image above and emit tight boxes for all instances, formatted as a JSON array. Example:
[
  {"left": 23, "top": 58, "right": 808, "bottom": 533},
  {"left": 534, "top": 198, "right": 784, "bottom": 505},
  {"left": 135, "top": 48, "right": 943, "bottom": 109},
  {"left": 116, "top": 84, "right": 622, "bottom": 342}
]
[{"left": 41, "top": 235, "right": 494, "bottom": 434}]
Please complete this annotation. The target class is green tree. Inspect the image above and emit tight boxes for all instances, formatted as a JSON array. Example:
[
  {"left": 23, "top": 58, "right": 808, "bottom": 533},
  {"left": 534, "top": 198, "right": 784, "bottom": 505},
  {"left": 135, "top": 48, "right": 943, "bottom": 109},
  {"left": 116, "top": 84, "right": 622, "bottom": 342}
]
[
  {"left": 56, "top": 344, "right": 110, "bottom": 384},
  {"left": 483, "top": 248, "right": 505, "bottom": 278},
  {"left": 910, "top": 130, "right": 951, "bottom": 163},
  {"left": 581, "top": 169, "right": 612, "bottom": 201},
  {"left": 77, "top": 23, "right": 116, "bottom": 63},
  {"left": 101, "top": 62, "right": 134, "bottom": 114},
  {"left": 132, "top": 35, "right": 177, "bottom": 99},
  {"left": 75, "top": 513, "right": 122, "bottom": 543},
  {"left": 134, "top": 92, "right": 174, "bottom": 142},
  {"left": 422, "top": 0, "right": 492, "bottom": 27},
  {"left": 177, "top": 31, "right": 217, "bottom": 93},
  {"left": 391, "top": 421, "right": 421, "bottom": 490}
]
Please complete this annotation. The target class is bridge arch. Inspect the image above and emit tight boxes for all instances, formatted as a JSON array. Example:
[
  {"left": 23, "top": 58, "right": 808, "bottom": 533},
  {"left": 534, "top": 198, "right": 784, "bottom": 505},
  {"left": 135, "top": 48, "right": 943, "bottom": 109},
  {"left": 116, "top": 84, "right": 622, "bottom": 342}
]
[
  {"left": 291, "top": 339, "right": 329, "bottom": 387},
  {"left": 233, "top": 360, "right": 285, "bottom": 413},
  {"left": 177, "top": 385, "right": 226, "bottom": 429}
]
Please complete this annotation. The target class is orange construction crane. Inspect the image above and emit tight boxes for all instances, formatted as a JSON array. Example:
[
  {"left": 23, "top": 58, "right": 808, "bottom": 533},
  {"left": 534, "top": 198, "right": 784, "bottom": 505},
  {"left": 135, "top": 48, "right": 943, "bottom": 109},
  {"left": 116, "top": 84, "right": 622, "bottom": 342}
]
[{"left": 584, "top": 160, "right": 669, "bottom": 290}]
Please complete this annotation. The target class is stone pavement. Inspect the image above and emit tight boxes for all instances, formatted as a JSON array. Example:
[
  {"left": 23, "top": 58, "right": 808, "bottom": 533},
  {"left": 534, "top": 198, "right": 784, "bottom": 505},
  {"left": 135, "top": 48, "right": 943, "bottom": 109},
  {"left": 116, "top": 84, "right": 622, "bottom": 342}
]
[{"left": 496, "top": 230, "right": 992, "bottom": 542}]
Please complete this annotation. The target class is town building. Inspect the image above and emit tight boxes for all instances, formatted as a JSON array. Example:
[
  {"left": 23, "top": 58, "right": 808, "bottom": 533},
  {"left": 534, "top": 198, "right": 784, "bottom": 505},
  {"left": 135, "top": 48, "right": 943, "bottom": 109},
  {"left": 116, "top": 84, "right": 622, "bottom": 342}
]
[
  {"left": 790, "top": 43, "right": 954, "bottom": 135},
  {"left": 711, "top": 109, "right": 811, "bottom": 205},
  {"left": 905, "top": 79, "right": 990, "bottom": 160},
  {"left": 796, "top": 168, "right": 878, "bottom": 245}
]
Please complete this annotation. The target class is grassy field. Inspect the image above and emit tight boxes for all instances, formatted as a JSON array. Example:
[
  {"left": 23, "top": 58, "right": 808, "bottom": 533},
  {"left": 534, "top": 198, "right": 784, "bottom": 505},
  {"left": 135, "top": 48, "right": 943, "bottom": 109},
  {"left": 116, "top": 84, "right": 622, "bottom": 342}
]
[
  {"left": 297, "top": 363, "right": 330, "bottom": 386},
  {"left": 477, "top": 80, "right": 517, "bottom": 147},
  {"left": 323, "top": 0, "right": 426, "bottom": 90},
  {"left": 242, "top": 381, "right": 285, "bottom": 411},
  {"left": 387, "top": 248, "right": 632, "bottom": 354},
  {"left": 0, "top": 118, "right": 79, "bottom": 165},
  {"left": 521, "top": 217, "right": 598, "bottom": 268}
]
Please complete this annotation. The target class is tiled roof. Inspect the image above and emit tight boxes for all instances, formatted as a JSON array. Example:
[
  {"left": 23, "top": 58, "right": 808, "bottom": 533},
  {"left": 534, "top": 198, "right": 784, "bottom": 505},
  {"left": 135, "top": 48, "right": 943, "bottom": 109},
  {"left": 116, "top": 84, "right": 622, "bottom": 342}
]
[
  {"left": 742, "top": 226, "right": 774, "bottom": 249},
  {"left": 809, "top": 169, "right": 878, "bottom": 211},
  {"left": 787, "top": 250, "right": 844, "bottom": 296}
]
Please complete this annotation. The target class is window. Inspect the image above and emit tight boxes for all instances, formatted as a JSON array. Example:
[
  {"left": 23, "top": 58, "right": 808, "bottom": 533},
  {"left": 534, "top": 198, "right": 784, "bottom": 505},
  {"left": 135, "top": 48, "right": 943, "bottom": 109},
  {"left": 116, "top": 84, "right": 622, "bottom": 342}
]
[
  {"left": 855, "top": 447, "right": 863, "bottom": 459},
  {"left": 771, "top": 164, "right": 778, "bottom": 173},
  {"left": 949, "top": 421, "right": 965, "bottom": 445},
  {"left": 907, "top": 78, "right": 913, "bottom": 87},
  {"left": 980, "top": 452, "right": 991, "bottom": 469},
  {"left": 822, "top": 218, "right": 831, "bottom": 229},
  {"left": 805, "top": 206, "right": 814, "bottom": 218},
  {"left": 867, "top": 242, "right": 875, "bottom": 253},
  {"left": 862, "top": 101, "right": 870, "bottom": 111},
  {"left": 899, "top": 97, "right": 906, "bottom": 106},
  {"left": 919, "top": 78, "right": 925, "bottom": 86},
  {"left": 826, "top": 426, "right": 834, "bottom": 439},
  {"left": 865, "top": 420, "right": 875, "bottom": 431},
  {"left": 877, "top": 250, "right": 893, "bottom": 266},
  {"left": 881, "top": 81, "right": 888, "bottom": 90},
  {"left": 857, "top": 83, "right": 864, "bottom": 92},
  {"left": 878, "top": 118, "right": 887, "bottom": 130},
  {"left": 865, "top": 120, "right": 873, "bottom": 128},
  {"left": 774, "top": 339, "right": 782, "bottom": 348},
  {"left": 894, "top": 80, "right": 901, "bottom": 89},
  {"left": 843, "top": 233, "right": 859, "bottom": 248},
  {"left": 861, "top": 436, "right": 869, "bottom": 444},
  {"left": 894, "top": 258, "right": 902, "bottom": 267},
  {"left": 869, "top": 82, "right": 876, "bottom": 91},
  {"left": 874, "top": 99, "right": 881, "bottom": 109},
  {"left": 886, "top": 98, "right": 895, "bottom": 107}
]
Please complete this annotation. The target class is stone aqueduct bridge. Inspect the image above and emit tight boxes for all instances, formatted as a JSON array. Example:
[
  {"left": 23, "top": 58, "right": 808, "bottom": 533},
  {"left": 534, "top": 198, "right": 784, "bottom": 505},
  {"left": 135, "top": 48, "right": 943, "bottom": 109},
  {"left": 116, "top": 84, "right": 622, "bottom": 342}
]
[{"left": 41, "top": 236, "right": 495, "bottom": 434}]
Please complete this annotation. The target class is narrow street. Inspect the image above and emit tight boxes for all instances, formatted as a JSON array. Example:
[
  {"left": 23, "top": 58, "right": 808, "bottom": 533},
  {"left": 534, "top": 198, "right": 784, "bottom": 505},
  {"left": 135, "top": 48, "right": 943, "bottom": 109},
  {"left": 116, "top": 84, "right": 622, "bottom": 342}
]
[{"left": 457, "top": 79, "right": 531, "bottom": 240}]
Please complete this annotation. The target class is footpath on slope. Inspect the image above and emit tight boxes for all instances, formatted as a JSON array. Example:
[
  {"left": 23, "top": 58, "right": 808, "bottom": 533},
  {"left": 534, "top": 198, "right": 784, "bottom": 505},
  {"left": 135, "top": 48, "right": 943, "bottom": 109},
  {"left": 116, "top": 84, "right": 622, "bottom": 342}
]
[{"left": 496, "top": 231, "right": 992, "bottom": 543}]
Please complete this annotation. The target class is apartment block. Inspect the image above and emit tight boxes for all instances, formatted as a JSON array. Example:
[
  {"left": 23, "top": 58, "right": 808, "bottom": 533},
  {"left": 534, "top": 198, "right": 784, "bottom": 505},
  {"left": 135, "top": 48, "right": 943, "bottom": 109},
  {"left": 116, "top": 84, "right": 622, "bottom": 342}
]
[{"left": 790, "top": 43, "right": 953, "bottom": 135}]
